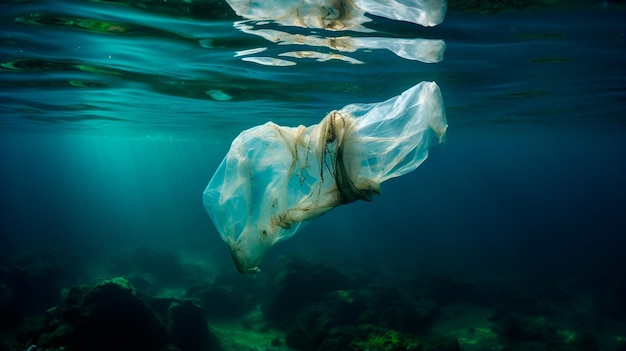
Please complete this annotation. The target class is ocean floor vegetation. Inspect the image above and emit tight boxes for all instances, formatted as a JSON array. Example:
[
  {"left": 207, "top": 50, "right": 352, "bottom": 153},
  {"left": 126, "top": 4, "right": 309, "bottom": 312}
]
[{"left": 1, "top": 247, "right": 625, "bottom": 351}]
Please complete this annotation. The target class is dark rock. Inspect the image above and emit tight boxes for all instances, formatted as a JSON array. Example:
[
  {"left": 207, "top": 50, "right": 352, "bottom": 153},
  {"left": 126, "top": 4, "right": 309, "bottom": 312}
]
[
  {"left": 281, "top": 289, "right": 366, "bottom": 350},
  {"left": 358, "top": 285, "right": 403, "bottom": 312},
  {"left": 0, "top": 250, "right": 85, "bottom": 322},
  {"left": 0, "top": 282, "right": 20, "bottom": 330},
  {"left": 353, "top": 285, "right": 439, "bottom": 334},
  {"left": 167, "top": 300, "right": 221, "bottom": 351},
  {"left": 16, "top": 316, "right": 45, "bottom": 342},
  {"left": 38, "top": 323, "right": 74, "bottom": 348},
  {"left": 262, "top": 255, "right": 354, "bottom": 326},
  {"left": 43, "top": 306, "right": 61, "bottom": 329},
  {"left": 316, "top": 326, "right": 358, "bottom": 351},
  {"left": 39, "top": 277, "right": 167, "bottom": 351},
  {"left": 575, "top": 331, "right": 602, "bottom": 351},
  {"left": 271, "top": 336, "right": 281, "bottom": 347},
  {"left": 59, "top": 305, "right": 81, "bottom": 325},
  {"left": 149, "top": 296, "right": 178, "bottom": 321},
  {"left": 421, "top": 336, "right": 461, "bottom": 351},
  {"left": 284, "top": 313, "right": 328, "bottom": 350},
  {"left": 279, "top": 280, "right": 440, "bottom": 351},
  {"left": 64, "top": 285, "right": 89, "bottom": 308},
  {"left": 285, "top": 327, "right": 311, "bottom": 350},
  {"left": 126, "top": 273, "right": 157, "bottom": 293},
  {"left": 0, "top": 340, "right": 27, "bottom": 351},
  {"left": 74, "top": 278, "right": 167, "bottom": 350},
  {"left": 317, "top": 324, "right": 420, "bottom": 351},
  {"left": 490, "top": 309, "right": 557, "bottom": 343}
]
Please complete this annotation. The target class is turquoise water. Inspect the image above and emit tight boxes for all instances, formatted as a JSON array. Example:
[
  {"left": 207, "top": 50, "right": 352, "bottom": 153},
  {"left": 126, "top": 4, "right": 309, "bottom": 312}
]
[
  {"left": 1, "top": 0, "right": 626, "bottom": 350},
  {"left": 2, "top": 0, "right": 623, "bottom": 133}
]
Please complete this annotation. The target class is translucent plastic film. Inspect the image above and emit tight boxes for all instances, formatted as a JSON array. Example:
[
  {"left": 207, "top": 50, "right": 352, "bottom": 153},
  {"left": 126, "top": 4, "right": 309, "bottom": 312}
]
[
  {"left": 226, "top": 0, "right": 447, "bottom": 30},
  {"left": 226, "top": 0, "right": 447, "bottom": 65},
  {"left": 203, "top": 82, "right": 447, "bottom": 273}
]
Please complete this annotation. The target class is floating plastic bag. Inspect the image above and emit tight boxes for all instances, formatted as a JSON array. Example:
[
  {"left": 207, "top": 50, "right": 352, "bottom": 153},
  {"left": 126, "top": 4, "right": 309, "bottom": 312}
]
[{"left": 203, "top": 82, "right": 447, "bottom": 273}]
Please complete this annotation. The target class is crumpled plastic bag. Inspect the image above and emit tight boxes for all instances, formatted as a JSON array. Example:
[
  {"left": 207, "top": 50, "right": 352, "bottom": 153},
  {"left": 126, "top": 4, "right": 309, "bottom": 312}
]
[{"left": 203, "top": 81, "right": 447, "bottom": 273}]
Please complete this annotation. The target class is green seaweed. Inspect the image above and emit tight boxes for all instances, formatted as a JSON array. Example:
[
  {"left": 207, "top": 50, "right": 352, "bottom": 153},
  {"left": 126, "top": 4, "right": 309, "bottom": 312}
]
[{"left": 352, "top": 325, "right": 420, "bottom": 351}]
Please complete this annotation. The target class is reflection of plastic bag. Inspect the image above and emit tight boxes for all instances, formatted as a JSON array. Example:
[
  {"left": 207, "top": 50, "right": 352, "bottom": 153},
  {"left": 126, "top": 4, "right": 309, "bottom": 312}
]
[
  {"left": 234, "top": 22, "right": 446, "bottom": 64},
  {"left": 203, "top": 82, "right": 447, "bottom": 273},
  {"left": 227, "top": 0, "right": 447, "bottom": 65},
  {"left": 226, "top": 0, "right": 447, "bottom": 30}
]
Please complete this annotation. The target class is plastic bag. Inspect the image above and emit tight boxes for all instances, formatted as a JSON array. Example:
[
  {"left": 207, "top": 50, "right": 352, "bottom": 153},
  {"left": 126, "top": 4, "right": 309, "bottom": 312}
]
[{"left": 203, "top": 82, "right": 447, "bottom": 273}]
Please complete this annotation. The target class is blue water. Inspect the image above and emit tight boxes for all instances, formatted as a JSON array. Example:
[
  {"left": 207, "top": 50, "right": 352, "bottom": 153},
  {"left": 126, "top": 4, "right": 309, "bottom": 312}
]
[{"left": 1, "top": 0, "right": 626, "bottom": 349}]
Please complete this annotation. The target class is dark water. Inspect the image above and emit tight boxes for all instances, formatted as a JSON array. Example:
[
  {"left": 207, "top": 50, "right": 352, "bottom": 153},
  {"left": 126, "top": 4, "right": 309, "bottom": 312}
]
[{"left": 1, "top": 0, "right": 626, "bottom": 350}]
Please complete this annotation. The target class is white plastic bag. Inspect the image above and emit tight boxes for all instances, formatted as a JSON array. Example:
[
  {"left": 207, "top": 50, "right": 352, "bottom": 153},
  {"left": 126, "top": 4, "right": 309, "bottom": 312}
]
[{"left": 203, "top": 82, "right": 447, "bottom": 273}]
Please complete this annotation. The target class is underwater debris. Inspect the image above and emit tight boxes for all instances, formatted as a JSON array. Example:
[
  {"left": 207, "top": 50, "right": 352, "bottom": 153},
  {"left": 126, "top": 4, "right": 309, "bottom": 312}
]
[{"left": 203, "top": 81, "right": 447, "bottom": 273}]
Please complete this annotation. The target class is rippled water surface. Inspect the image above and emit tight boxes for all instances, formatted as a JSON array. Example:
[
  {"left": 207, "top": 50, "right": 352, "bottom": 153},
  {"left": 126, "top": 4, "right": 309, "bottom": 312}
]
[{"left": 2, "top": 0, "right": 624, "bottom": 135}]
